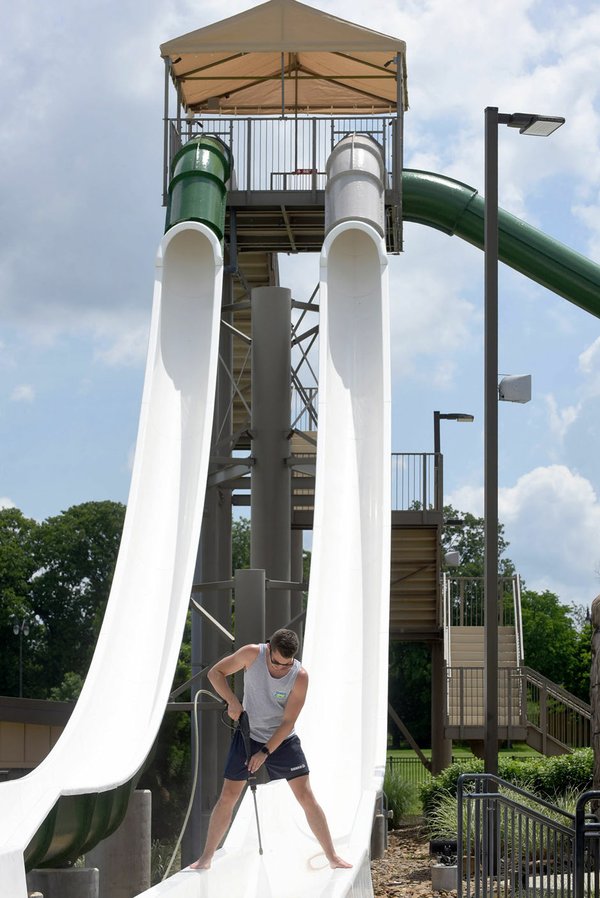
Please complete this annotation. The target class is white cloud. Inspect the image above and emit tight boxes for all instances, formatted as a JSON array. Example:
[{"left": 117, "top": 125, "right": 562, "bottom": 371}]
[
  {"left": 499, "top": 465, "right": 600, "bottom": 604},
  {"left": 448, "top": 465, "right": 600, "bottom": 605},
  {"left": 545, "top": 394, "right": 581, "bottom": 442},
  {"left": 10, "top": 384, "right": 35, "bottom": 403},
  {"left": 0, "top": 497, "right": 16, "bottom": 509}
]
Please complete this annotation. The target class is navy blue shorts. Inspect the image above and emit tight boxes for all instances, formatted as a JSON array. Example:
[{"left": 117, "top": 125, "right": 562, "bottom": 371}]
[{"left": 224, "top": 729, "right": 309, "bottom": 782}]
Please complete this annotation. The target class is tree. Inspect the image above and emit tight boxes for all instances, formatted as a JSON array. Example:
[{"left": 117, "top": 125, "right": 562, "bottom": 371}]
[
  {"left": 232, "top": 517, "right": 251, "bottom": 572},
  {"left": 30, "top": 501, "right": 125, "bottom": 695},
  {"left": 441, "top": 504, "right": 514, "bottom": 579},
  {"left": 388, "top": 642, "right": 431, "bottom": 748},
  {"left": 520, "top": 592, "right": 590, "bottom": 701},
  {"left": 0, "top": 507, "right": 39, "bottom": 695}
]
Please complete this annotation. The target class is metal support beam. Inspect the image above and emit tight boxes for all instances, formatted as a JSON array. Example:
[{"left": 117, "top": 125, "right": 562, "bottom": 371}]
[
  {"left": 430, "top": 641, "right": 452, "bottom": 774},
  {"left": 250, "top": 286, "right": 292, "bottom": 635}
]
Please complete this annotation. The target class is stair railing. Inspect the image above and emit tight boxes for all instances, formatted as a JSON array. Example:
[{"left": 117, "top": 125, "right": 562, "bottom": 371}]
[
  {"left": 458, "top": 772, "right": 576, "bottom": 898},
  {"left": 442, "top": 571, "right": 452, "bottom": 667},
  {"left": 512, "top": 573, "right": 524, "bottom": 665},
  {"left": 522, "top": 666, "right": 591, "bottom": 752}
]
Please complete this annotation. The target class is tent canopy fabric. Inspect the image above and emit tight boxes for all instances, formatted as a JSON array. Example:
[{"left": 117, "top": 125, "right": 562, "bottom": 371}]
[{"left": 160, "top": 0, "right": 407, "bottom": 115}]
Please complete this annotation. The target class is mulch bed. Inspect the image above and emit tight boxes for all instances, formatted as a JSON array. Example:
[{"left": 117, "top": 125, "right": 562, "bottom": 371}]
[{"left": 370, "top": 822, "right": 458, "bottom": 898}]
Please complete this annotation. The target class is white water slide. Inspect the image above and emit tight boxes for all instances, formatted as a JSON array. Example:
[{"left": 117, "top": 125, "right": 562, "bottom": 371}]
[
  {"left": 0, "top": 136, "right": 391, "bottom": 898},
  {"left": 0, "top": 222, "right": 225, "bottom": 896},
  {"left": 141, "top": 135, "right": 391, "bottom": 898}
]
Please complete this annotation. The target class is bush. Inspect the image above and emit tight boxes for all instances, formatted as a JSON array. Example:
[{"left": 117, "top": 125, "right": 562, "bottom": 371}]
[
  {"left": 525, "top": 748, "right": 593, "bottom": 799},
  {"left": 420, "top": 760, "right": 483, "bottom": 818},
  {"left": 384, "top": 765, "right": 421, "bottom": 827},
  {"left": 420, "top": 749, "right": 593, "bottom": 826}
]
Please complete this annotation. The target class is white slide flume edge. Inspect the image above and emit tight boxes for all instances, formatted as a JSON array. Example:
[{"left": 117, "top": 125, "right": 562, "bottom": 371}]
[
  {"left": 0, "top": 222, "right": 224, "bottom": 897},
  {"left": 138, "top": 218, "right": 391, "bottom": 898}
]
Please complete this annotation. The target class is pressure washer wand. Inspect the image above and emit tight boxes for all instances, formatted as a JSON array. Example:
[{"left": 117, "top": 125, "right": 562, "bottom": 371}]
[{"left": 238, "top": 710, "right": 264, "bottom": 855}]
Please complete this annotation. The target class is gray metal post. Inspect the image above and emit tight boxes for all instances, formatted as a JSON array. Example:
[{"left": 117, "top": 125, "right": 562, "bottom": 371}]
[
  {"left": 85, "top": 790, "right": 151, "bottom": 897},
  {"left": 250, "top": 287, "right": 292, "bottom": 636},
  {"left": 290, "top": 529, "right": 304, "bottom": 654},
  {"left": 234, "top": 569, "right": 266, "bottom": 697},
  {"left": 183, "top": 273, "right": 234, "bottom": 866},
  {"left": 27, "top": 868, "right": 99, "bottom": 898},
  {"left": 430, "top": 641, "right": 452, "bottom": 774},
  {"left": 484, "top": 106, "right": 499, "bottom": 776}
]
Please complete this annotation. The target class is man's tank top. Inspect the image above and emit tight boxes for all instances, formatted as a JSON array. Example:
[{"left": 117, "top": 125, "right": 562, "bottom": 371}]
[{"left": 243, "top": 643, "right": 301, "bottom": 742}]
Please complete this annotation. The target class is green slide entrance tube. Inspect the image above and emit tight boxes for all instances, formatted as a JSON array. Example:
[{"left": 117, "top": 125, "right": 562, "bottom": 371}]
[
  {"left": 402, "top": 169, "right": 600, "bottom": 319},
  {"left": 165, "top": 135, "right": 232, "bottom": 241}
]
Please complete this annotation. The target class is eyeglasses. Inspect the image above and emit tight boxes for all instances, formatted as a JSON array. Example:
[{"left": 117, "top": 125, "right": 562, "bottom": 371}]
[{"left": 269, "top": 648, "right": 294, "bottom": 668}]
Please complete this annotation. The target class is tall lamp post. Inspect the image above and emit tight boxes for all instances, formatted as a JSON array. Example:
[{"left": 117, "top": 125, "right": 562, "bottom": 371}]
[
  {"left": 484, "top": 108, "right": 564, "bottom": 775},
  {"left": 431, "top": 410, "right": 474, "bottom": 773},
  {"left": 433, "top": 411, "right": 474, "bottom": 510},
  {"left": 12, "top": 616, "right": 30, "bottom": 698}
]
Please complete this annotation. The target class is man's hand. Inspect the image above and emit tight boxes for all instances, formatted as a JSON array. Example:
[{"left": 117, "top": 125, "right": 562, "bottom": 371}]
[
  {"left": 227, "top": 697, "right": 243, "bottom": 721},
  {"left": 247, "top": 750, "right": 267, "bottom": 775}
]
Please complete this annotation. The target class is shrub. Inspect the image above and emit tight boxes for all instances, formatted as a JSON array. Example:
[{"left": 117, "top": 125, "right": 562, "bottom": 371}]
[
  {"left": 384, "top": 765, "right": 421, "bottom": 827},
  {"left": 420, "top": 749, "right": 593, "bottom": 828}
]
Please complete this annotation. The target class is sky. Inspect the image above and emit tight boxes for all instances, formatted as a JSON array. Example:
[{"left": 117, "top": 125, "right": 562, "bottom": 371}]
[{"left": 1, "top": 0, "right": 599, "bottom": 609}]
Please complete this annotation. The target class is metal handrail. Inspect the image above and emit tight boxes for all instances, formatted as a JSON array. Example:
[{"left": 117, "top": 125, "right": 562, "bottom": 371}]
[
  {"left": 523, "top": 666, "right": 592, "bottom": 718},
  {"left": 512, "top": 573, "right": 524, "bottom": 665},
  {"left": 458, "top": 772, "right": 576, "bottom": 898},
  {"left": 164, "top": 114, "right": 394, "bottom": 198}
]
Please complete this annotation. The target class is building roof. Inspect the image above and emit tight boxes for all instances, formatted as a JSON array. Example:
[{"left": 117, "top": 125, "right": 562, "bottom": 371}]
[{"left": 160, "top": 0, "right": 408, "bottom": 115}]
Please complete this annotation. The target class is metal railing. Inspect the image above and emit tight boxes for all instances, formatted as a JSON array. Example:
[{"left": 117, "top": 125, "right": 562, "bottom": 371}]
[
  {"left": 523, "top": 667, "right": 591, "bottom": 753},
  {"left": 443, "top": 574, "right": 521, "bottom": 628},
  {"left": 165, "top": 114, "right": 394, "bottom": 197},
  {"left": 444, "top": 664, "right": 591, "bottom": 750},
  {"left": 575, "top": 791, "right": 600, "bottom": 898},
  {"left": 458, "top": 772, "right": 576, "bottom": 898},
  {"left": 391, "top": 452, "right": 438, "bottom": 512},
  {"left": 446, "top": 667, "right": 524, "bottom": 730}
]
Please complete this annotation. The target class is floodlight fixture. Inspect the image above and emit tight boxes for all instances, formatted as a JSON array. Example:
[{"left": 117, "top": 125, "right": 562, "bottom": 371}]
[{"left": 499, "top": 112, "right": 565, "bottom": 137}]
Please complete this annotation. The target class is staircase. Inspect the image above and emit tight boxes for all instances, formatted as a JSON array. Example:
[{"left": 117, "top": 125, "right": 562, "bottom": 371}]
[
  {"left": 389, "top": 524, "right": 440, "bottom": 638},
  {"left": 443, "top": 574, "right": 591, "bottom": 753}
]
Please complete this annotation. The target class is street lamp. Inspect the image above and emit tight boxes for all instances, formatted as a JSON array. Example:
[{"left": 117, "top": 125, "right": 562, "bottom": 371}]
[
  {"left": 433, "top": 411, "right": 475, "bottom": 510},
  {"left": 11, "top": 616, "right": 30, "bottom": 698},
  {"left": 484, "top": 107, "right": 564, "bottom": 776}
]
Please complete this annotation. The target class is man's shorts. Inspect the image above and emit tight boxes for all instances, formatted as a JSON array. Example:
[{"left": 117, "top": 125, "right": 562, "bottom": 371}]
[{"left": 224, "top": 729, "right": 310, "bottom": 782}]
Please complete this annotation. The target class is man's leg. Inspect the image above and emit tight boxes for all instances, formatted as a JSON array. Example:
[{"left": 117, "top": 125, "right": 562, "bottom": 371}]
[
  {"left": 287, "top": 775, "right": 352, "bottom": 869},
  {"left": 190, "top": 778, "right": 246, "bottom": 870}
]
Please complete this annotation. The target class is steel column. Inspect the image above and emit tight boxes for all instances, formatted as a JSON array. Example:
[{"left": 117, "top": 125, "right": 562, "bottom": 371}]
[{"left": 250, "top": 287, "right": 292, "bottom": 636}]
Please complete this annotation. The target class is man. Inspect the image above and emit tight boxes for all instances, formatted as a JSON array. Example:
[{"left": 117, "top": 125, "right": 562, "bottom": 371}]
[{"left": 191, "top": 628, "right": 351, "bottom": 870}]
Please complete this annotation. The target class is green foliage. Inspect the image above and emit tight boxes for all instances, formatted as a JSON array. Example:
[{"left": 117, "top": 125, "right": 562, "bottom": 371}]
[
  {"left": 29, "top": 501, "right": 125, "bottom": 694},
  {"left": 232, "top": 517, "right": 251, "bottom": 572},
  {"left": 0, "top": 507, "right": 39, "bottom": 695},
  {"left": 384, "top": 765, "right": 421, "bottom": 827},
  {"left": 441, "top": 505, "right": 514, "bottom": 579},
  {"left": 420, "top": 759, "right": 484, "bottom": 818},
  {"left": 49, "top": 671, "right": 84, "bottom": 702},
  {"left": 420, "top": 749, "right": 593, "bottom": 827},
  {"left": 388, "top": 642, "right": 431, "bottom": 747},
  {"left": 520, "top": 589, "right": 588, "bottom": 695},
  {"left": 523, "top": 748, "right": 593, "bottom": 799}
]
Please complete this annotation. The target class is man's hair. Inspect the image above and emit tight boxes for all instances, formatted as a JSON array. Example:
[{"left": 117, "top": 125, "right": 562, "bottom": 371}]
[{"left": 269, "top": 628, "right": 299, "bottom": 658}]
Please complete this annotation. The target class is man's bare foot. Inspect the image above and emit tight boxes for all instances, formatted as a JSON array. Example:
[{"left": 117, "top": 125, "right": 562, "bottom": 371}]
[
  {"left": 190, "top": 855, "right": 212, "bottom": 870},
  {"left": 328, "top": 855, "right": 353, "bottom": 869}
]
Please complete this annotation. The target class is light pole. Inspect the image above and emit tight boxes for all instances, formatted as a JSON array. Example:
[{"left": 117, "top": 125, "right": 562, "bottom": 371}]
[
  {"left": 12, "top": 616, "right": 30, "bottom": 698},
  {"left": 484, "top": 108, "right": 564, "bottom": 776},
  {"left": 433, "top": 411, "right": 474, "bottom": 510}
]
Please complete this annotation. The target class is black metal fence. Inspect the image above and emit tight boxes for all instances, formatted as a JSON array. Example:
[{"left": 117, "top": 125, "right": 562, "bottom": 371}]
[{"left": 458, "top": 773, "right": 577, "bottom": 898}]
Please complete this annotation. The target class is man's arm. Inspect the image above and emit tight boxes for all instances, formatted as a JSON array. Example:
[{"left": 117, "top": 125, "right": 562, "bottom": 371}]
[
  {"left": 208, "top": 644, "right": 259, "bottom": 721},
  {"left": 247, "top": 668, "right": 309, "bottom": 773}
]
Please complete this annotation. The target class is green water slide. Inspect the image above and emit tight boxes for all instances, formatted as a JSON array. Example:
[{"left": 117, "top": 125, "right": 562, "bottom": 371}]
[{"left": 402, "top": 168, "right": 600, "bottom": 319}]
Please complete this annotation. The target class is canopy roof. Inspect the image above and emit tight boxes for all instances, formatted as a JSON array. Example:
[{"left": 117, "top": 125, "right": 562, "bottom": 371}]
[{"left": 160, "top": 0, "right": 407, "bottom": 115}]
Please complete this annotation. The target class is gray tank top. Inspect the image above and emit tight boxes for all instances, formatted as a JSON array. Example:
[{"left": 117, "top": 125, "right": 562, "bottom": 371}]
[{"left": 243, "top": 644, "right": 301, "bottom": 742}]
